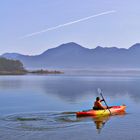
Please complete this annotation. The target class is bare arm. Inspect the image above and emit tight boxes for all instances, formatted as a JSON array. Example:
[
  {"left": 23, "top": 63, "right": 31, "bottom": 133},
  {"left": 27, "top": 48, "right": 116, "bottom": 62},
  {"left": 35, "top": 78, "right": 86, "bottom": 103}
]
[{"left": 98, "top": 102, "right": 106, "bottom": 109}]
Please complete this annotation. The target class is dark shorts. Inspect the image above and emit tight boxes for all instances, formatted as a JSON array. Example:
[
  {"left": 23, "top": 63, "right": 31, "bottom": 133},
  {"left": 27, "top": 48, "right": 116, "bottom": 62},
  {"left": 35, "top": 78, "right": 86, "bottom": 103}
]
[{"left": 93, "top": 107, "right": 103, "bottom": 110}]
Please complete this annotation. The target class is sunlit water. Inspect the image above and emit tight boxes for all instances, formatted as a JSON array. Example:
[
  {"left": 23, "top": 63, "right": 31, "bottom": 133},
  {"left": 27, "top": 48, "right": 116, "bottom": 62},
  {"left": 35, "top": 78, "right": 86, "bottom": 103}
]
[{"left": 0, "top": 74, "right": 140, "bottom": 140}]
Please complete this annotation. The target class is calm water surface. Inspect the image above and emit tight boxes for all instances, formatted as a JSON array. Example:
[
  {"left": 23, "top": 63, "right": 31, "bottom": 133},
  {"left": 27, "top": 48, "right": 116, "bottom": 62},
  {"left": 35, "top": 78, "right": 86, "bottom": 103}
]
[{"left": 0, "top": 74, "right": 140, "bottom": 140}]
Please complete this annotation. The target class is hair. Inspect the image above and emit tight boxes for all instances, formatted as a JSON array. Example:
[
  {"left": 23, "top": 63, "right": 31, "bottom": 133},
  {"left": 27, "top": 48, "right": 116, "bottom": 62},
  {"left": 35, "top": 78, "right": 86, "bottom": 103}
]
[{"left": 96, "top": 97, "right": 100, "bottom": 101}]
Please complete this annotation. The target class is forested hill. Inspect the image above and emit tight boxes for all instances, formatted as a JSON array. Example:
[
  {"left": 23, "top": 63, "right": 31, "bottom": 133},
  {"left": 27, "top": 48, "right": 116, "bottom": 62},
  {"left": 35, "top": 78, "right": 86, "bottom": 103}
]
[
  {"left": 0, "top": 58, "right": 26, "bottom": 74},
  {"left": 0, "top": 58, "right": 63, "bottom": 75}
]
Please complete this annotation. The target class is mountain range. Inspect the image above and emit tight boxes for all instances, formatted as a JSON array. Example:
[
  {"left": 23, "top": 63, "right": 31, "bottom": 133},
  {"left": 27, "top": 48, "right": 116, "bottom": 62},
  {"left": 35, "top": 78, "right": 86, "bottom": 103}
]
[{"left": 1, "top": 42, "right": 140, "bottom": 70}]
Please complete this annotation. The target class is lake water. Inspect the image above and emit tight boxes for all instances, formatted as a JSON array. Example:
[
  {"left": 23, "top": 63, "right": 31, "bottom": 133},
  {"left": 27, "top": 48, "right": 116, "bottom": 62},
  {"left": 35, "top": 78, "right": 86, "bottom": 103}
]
[{"left": 0, "top": 74, "right": 140, "bottom": 140}]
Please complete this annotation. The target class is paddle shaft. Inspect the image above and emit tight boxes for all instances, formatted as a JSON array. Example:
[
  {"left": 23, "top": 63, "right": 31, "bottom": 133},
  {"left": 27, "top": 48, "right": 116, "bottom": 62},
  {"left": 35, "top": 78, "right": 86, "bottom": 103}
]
[{"left": 100, "top": 93, "right": 112, "bottom": 115}]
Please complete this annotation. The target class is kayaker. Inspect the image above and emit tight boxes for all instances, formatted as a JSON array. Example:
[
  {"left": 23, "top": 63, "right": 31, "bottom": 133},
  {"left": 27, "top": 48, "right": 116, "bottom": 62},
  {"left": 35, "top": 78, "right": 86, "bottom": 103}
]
[{"left": 93, "top": 97, "right": 106, "bottom": 110}]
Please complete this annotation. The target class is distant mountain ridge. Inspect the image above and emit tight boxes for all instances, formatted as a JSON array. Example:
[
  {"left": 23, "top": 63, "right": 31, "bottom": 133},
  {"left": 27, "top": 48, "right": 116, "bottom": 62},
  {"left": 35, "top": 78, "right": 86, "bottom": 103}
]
[{"left": 1, "top": 42, "right": 140, "bottom": 69}]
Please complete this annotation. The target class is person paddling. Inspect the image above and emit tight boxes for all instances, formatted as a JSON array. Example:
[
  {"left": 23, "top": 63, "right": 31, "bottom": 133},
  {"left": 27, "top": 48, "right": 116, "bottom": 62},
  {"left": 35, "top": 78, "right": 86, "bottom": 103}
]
[{"left": 93, "top": 97, "right": 106, "bottom": 110}]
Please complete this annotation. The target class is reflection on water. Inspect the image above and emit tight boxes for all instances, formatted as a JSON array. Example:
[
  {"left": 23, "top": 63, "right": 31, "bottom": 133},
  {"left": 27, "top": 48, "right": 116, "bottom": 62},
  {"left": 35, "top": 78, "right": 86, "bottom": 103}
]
[
  {"left": 0, "top": 75, "right": 139, "bottom": 139},
  {"left": 1, "top": 111, "right": 126, "bottom": 134},
  {"left": 93, "top": 115, "right": 110, "bottom": 134},
  {"left": 92, "top": 112, "right": 126, "bottom": 134},
  {"left": 41, "top": 76, "right": 140, "bottom": 102},
  {"left": 0, "top": 75, "right": 140, "bottom": 102}
]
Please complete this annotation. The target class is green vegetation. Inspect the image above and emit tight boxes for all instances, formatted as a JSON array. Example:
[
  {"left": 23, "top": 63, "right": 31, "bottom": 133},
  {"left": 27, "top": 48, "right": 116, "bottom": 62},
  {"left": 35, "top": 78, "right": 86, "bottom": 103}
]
[
  {"left": 0, "top": 58, "right": 26, "bottom": 75},
  {"left": 29, "top": 69, "right": 64, "bottom": 74},
  {"left": 0, "top": 58, "right": 63, "bottom": 75}
]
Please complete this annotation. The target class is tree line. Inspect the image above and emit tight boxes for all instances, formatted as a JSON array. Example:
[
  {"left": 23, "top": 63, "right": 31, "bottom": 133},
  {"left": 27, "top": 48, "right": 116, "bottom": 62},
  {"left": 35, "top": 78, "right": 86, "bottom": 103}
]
[
  {"left": 0, "top": 57, "right": 25, "bottom": 72},
  {"left": 0, "top": 57, "right": 63, "bottom": 75}
]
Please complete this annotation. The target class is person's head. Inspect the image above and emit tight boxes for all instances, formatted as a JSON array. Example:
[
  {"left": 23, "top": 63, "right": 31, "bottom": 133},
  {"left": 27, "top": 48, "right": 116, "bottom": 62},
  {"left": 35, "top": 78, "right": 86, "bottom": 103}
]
[{"left": 96, "top": 97, "right": 100, "bottom": 101}]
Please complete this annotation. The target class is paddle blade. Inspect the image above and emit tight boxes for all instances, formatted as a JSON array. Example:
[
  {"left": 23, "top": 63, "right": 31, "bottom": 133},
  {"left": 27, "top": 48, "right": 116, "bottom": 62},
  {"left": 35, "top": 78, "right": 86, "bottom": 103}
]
[{"left": 97, "top": 88, "right": 102, "bottom": 94}]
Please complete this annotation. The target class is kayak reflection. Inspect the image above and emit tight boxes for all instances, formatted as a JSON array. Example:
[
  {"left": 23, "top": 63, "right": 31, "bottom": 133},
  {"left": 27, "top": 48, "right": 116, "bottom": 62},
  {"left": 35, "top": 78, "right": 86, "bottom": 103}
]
[
  {"left": 92, "top": 112, "right": 126, "bottom": 134},
  {"left": 92, "top": 115, "right": 110, "bottom": 134}
]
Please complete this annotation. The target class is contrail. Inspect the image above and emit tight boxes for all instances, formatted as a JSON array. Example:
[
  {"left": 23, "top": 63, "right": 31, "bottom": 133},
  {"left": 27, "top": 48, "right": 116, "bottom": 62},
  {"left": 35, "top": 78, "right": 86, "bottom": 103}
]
[{"left": 20, "top": 10, "right": 116, "bottom": 39}]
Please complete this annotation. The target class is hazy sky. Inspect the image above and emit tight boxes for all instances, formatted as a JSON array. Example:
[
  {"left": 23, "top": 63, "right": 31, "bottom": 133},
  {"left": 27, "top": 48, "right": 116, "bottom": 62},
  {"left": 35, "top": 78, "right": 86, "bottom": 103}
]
[{"left": 0, "top": 0, "right": 140, "bottom": 55}]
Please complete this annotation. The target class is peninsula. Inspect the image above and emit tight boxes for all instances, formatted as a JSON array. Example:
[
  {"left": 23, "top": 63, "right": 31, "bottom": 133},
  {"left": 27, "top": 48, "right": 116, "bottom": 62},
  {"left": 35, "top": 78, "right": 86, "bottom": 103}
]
[{"left": 0, "top": 58, "right": 63, "bottom": 75}]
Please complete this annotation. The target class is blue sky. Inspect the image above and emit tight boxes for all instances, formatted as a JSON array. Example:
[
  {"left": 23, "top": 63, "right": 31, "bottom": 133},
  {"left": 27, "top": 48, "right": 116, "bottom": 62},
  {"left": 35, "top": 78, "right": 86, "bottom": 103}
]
[{"left": 0, "top": 0, "right": 140, "bottom": 55}]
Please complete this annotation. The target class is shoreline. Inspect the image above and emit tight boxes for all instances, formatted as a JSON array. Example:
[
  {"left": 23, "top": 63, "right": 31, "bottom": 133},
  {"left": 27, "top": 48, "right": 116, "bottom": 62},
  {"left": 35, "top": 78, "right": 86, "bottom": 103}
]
[
  {"left": 1, "top": 69, "right": 140, "bottom": 76},
  {"left": 0, "top": 69, "right": 64, "bottom": 75}
]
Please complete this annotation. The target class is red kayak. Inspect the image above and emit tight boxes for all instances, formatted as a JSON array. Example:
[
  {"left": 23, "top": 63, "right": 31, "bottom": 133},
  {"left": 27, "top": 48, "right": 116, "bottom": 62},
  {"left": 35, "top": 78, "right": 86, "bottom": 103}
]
[{"left": 76, "top": 105, "right": 126, "bottom": 117}]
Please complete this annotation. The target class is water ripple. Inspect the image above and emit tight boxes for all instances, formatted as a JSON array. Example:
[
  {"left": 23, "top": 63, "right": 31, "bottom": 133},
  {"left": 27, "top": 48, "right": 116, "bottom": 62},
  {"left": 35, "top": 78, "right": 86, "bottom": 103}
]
[{"left": 1, "top": 112, "right": 84, "bottom": 131}]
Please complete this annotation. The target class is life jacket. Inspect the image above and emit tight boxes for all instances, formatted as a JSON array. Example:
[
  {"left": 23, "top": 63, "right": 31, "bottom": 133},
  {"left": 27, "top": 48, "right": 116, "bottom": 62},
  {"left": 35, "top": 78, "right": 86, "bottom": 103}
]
[{"left": 94, "top": 100, "right": 104, "bottom": 109}]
